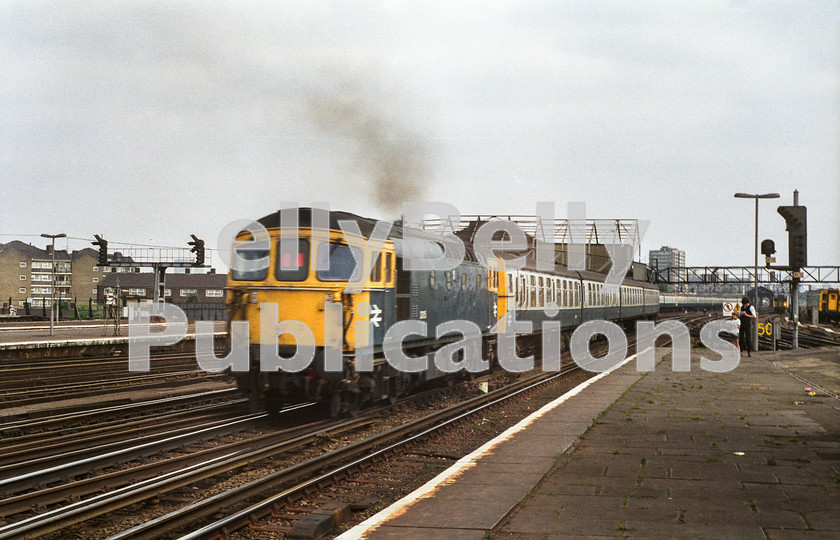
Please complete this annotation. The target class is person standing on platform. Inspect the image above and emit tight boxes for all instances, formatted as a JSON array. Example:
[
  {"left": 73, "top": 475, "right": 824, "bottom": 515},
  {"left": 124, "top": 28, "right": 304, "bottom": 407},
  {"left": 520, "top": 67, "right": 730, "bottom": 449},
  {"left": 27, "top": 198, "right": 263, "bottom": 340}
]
[
  {"left": 728, "top": 311, "right": 741, "bottom": 353},
  {"left": 739, "top": 297, "right": 757, "bottom": 356}
]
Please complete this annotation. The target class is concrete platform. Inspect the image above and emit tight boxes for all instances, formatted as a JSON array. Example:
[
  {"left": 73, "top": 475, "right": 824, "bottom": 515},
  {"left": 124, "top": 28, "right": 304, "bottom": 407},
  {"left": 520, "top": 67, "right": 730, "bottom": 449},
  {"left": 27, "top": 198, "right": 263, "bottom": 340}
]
[
  {"left": 341, "top": 347, "right": 840, "bottom": 539},
  {"left": 0, "top": 320, "right": 227, "bottom": 352}
]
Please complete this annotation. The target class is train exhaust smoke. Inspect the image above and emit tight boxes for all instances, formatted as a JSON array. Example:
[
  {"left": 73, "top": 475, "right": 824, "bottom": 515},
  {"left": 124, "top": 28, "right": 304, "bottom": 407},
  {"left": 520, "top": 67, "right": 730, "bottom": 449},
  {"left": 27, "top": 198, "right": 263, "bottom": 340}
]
[{"left": 306, "top": 72, "right": 431, "bottom": 215}]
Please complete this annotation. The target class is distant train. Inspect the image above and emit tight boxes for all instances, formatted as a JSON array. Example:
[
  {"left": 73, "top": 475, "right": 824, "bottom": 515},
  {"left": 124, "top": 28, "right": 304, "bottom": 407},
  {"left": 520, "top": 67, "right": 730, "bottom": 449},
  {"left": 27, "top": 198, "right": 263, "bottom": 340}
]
[
  {"left": 658, "top": 294, "right": 736, "bottom": 312},
  {"left": 744, "top": 287, "right": 776, "bottom": 315},
  {"left": 804, "top": 288, "right": 840, "bottom": 323},
  {"left": 225, "top": 208, "right": 736, "bottom": 416},
  {"left": 773, "top": 295, "right": 789, "bottom": 314}
]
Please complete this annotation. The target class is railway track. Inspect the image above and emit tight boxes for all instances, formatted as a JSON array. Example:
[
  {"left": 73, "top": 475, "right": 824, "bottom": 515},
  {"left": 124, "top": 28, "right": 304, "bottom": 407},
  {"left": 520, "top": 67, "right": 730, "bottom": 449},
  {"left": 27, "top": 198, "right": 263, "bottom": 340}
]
[
  {"left": 135, "top": 364, "right": 588, "bottom": 540},
  {"left": 126, "top": 316, "right": 713, "bottom": 538},
  {"left": 0, "top": 384, "right": 462, "bottom": 536},
  {"left": 0, "top": 314, "right": 710, "bottom": 539},
  {"left": 167, "top": 313, "right": 714, "bottom": 540},
  {"left": 0, "top": 349, "right": 230, "bottom": 409},
  {"left": 0, "top": 404, "right": 366, "bottom": 539},
  {"left": 0, "top": 402, "right": 248, "bottom": 466},
  {"left": 759, "top": 320, "right": 840, "bottom": 350},
  {"left": 0, "top": 350, "right": 201, "bottom": 378},
  {"left": 0, "top": 388, "right": 242, "bottom": 434}
]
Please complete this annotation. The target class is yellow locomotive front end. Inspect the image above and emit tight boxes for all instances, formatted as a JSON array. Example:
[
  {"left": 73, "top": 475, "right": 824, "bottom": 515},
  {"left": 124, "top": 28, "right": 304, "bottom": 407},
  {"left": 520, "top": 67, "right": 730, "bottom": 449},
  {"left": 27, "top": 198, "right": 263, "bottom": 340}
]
[{"left": 226, "top": 213, "right": 397, "bottom": 415}]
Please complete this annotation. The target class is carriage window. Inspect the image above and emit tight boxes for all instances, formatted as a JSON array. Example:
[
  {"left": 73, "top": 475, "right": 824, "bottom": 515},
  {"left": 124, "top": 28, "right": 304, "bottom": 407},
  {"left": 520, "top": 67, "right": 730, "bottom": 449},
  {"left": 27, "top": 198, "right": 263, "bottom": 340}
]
[
  {"left": 385, "top": 253, "right": 393, "bottom": 284},
  {"left": 316, "top": 243, "right": 362, "bottom": 282},
  {"left": 477, "top": 274, "right": 483, "bottom": 290},
  {"left": 530, "top": 276, "right": 536, "bottom": 307},
  {"left": 232, "top": 248, "right": 270, "bottom": 281},
  {"left": 461, "top": 273, "right": 468, "bottom": 290}
]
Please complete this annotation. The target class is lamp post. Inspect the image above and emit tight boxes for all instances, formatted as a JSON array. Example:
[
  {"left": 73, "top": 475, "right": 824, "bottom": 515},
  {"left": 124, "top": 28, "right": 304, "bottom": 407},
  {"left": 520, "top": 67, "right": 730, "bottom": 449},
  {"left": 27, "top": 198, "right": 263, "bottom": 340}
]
[
  {"left": 40, "top": 233, "right": 66, "bottom": 336},
  {"left": 733, "top": 193, "right": 779, "bottom": 352}
]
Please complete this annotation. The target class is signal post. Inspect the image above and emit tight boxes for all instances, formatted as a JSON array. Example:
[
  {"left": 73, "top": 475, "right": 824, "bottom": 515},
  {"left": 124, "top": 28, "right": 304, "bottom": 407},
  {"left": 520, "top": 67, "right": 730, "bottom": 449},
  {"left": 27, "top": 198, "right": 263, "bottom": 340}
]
[
  {"left": 91, "top": 234, "right": 207, "bottom": 311},
  {"left": 773, "top": 190, "right": 807, "bottom": 349}
]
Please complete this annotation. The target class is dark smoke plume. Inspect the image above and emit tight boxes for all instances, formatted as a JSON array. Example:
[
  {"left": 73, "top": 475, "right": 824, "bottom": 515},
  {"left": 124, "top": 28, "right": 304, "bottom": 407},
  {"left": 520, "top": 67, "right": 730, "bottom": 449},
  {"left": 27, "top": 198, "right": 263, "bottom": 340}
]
[{"left": 307, "top": 74, "right": 431, "bottom": 214}]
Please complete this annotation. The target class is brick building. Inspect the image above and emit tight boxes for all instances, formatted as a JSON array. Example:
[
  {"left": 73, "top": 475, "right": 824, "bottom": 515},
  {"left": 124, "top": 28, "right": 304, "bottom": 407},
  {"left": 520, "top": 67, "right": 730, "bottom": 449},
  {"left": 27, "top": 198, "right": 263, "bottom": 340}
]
[
  {"left": 96, "top": 271, "right": 226, "bottom": 305},
  {"left": 97, "top": 271, "right": 227, "bottom": 320},
  {"left": 0, "top": 240, "right": 139, "bottom": 312}
]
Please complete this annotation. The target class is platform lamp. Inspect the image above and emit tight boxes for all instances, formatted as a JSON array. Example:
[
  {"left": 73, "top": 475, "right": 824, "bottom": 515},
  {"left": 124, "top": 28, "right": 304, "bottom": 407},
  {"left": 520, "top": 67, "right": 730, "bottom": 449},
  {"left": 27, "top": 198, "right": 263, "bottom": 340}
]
[
  {"left": 733, "top": 193, "right": 780, "bottom": 351},
  {"left": 40, "top": 232, "right": 66, "bottom": 336}
]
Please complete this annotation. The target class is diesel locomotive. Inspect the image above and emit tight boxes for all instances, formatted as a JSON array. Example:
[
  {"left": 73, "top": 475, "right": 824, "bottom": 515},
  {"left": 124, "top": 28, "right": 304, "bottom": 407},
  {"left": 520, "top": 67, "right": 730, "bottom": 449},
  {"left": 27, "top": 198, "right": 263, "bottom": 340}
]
[{"left": 226, "top": 208, "right": 680, "bottom": 416}]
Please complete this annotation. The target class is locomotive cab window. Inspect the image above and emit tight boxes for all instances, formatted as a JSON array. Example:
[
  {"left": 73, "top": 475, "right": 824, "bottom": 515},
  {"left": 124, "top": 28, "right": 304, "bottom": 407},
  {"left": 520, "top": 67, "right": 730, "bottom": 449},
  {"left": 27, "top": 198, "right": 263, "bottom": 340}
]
[
  {"left": 232, "top": 247, "right": 270, "bottom": 281},
  {"left": 275, "top": 239, "right": 309, "bottom": 281},
  {"left": 316, "top": 243, "right": 362, "bottom": 282},
  {"left": 385, "top": 253, "right": 393, "bottom": 284},
  {"left": 370, "top": 254, "right": 382, "bottom": 282}
]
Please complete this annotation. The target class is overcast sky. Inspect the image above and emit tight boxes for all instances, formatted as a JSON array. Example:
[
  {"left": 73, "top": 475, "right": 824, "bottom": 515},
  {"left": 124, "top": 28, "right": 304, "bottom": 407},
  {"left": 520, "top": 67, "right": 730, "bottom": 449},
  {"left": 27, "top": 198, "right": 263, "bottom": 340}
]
[{"left": 2, "top": 1, "right": 838, "bottom": 273}]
